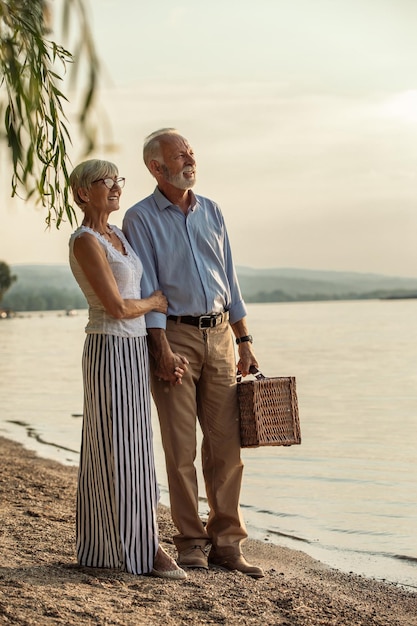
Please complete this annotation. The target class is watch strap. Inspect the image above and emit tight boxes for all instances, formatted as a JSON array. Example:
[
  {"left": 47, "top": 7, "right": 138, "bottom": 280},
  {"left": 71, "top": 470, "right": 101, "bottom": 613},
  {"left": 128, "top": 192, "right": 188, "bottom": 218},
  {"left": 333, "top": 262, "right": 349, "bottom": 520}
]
[{"left": 235, "top": 335, "right": 253, "bottom": 345}]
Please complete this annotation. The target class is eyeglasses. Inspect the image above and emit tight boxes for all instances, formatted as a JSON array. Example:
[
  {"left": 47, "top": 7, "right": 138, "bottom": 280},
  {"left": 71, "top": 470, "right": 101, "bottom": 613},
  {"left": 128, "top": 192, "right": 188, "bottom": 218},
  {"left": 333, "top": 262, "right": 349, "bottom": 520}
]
[{"left": 92, "top": 177, "right": 126, "bottom": 189}]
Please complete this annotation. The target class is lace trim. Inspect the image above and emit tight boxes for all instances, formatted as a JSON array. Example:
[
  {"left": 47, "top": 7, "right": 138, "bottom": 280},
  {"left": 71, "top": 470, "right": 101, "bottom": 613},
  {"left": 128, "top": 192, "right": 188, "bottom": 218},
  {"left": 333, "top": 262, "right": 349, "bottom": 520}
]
[{"left": 76, "top": 225, "right": 139, "bottom": 264}]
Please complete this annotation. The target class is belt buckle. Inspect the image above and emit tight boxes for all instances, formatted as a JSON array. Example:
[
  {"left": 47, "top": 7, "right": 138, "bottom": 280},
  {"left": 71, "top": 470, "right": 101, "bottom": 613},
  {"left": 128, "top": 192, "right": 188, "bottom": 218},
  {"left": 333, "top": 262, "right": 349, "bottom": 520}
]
[
  {"left": 198, "top": 315, "right": 212, "bottom": 329},
  {"left": 198, "top": 313, "right": 222, "bottom": 329}
]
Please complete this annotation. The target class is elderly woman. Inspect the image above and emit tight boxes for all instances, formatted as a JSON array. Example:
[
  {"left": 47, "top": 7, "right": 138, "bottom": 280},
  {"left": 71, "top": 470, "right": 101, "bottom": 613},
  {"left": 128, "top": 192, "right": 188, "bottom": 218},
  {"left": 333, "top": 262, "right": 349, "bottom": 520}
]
[{"left": 68, "top": 159, "right": 186, "bottom": 579}]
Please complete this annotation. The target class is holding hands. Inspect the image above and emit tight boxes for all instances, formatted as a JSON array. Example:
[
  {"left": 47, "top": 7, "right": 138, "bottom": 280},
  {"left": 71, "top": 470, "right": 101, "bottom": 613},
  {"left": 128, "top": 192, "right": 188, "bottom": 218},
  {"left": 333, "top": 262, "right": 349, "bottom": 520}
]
[{"left": 156, "top": 351, "right": 189, "bottom": 386}]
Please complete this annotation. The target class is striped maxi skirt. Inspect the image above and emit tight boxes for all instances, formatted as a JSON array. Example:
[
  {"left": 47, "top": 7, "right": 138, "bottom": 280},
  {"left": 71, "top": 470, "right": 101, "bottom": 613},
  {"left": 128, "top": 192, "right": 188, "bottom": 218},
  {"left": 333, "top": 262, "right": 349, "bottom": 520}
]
[{"left": 76, "top": 333, "right": 159, "bottom": 575}]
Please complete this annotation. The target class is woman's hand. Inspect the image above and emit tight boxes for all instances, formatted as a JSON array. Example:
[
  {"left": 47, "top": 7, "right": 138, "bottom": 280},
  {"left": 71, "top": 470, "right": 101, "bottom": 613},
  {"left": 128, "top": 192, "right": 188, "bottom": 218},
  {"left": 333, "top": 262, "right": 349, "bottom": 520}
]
[
  {"left": 172, "top": 359, "right": 187, "bottom": 385},
  {"left": 150, "top": 290, "right": 168, "bottom": 314}
]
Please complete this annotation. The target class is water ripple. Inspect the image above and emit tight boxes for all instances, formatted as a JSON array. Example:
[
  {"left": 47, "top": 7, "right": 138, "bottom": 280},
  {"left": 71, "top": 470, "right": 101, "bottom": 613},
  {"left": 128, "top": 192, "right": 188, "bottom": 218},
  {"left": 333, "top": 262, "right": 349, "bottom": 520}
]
[{"left": 7, "top": 420, "right": 79, "bottom": 455}]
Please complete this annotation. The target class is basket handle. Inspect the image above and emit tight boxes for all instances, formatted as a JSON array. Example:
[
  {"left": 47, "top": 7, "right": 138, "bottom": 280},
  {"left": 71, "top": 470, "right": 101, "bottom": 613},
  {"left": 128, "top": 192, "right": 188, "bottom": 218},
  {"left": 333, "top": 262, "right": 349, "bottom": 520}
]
[{"left": 237, "top": 365, "right": 266, "bottom": 383}]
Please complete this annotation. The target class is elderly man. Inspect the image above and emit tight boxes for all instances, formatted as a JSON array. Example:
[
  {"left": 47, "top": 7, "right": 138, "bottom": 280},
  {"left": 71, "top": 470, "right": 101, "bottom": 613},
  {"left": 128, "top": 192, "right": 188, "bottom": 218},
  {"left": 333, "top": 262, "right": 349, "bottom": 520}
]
[{"left": 123, "top": 128, "right": 264, "bottom": 578}]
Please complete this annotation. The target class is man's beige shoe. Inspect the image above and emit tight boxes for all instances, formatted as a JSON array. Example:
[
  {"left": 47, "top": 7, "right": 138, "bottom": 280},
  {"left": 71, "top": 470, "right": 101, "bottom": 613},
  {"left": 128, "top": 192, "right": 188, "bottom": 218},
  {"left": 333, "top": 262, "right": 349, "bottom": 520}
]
[
  {"left": 208, "top": 551, "right": 264, "bottom": 578},
  {"left": 177, "top": 545, "right": 209, "bottom": 569}
]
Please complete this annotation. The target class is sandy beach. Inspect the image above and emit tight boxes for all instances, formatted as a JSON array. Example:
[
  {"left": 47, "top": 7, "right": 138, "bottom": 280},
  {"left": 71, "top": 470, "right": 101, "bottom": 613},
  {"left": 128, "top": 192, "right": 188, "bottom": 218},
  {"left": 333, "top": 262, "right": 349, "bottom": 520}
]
[{"left": 0, "top": 436, "right": 416, "bottom": 626}]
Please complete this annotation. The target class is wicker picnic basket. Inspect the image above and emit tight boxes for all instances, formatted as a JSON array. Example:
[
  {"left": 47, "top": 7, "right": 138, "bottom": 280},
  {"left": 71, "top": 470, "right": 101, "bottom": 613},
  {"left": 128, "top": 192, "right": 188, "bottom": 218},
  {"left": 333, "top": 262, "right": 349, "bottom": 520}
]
[{"left": 237, "top": 371, "right": 301, "bottom": 448}]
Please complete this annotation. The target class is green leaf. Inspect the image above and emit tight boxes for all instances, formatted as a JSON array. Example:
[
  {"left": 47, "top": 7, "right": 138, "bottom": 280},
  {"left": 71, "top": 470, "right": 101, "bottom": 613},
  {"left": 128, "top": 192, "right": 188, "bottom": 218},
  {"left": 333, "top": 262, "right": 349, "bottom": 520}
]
[{"left": 0, "top": 0, "right": 101, "bottom": 226}]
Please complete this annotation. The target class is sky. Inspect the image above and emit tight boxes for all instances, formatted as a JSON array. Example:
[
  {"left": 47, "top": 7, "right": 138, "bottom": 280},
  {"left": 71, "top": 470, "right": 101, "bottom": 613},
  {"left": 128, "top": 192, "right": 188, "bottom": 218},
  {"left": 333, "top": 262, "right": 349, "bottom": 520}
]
[{"left": 1, "top": 0, "right": 417, "bottom": 277}]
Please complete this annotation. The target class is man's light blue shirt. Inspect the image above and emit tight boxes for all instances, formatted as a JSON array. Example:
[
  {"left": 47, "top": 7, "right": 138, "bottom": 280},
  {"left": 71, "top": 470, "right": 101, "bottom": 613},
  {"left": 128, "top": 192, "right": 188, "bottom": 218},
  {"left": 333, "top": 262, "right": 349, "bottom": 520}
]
[{"left": 123, "top": 187, "right": 247, "bottom": 329}]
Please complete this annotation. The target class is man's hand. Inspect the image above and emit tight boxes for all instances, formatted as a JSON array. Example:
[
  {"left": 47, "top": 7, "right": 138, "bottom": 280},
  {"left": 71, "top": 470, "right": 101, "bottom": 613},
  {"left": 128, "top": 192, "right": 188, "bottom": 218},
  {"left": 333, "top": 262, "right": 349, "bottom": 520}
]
[
  {"left": 231, "top": 317, "right": 258, "bottom": 377},
  {"left": 147, "top": 328, "right": 189, "bottom": 385},
  {"left": 155, "top": 352, "right": 189, "bottom": 385},
  {"left": 237, "top": 342, "right": 258, "bottom": 377}
]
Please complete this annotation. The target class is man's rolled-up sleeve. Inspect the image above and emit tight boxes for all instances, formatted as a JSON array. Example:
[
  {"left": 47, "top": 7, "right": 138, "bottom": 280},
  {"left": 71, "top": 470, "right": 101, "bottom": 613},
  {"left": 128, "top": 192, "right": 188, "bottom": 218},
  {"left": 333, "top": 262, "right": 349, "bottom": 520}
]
[{"left": 123, "top": 209, "right": 166, "bottom": 330}]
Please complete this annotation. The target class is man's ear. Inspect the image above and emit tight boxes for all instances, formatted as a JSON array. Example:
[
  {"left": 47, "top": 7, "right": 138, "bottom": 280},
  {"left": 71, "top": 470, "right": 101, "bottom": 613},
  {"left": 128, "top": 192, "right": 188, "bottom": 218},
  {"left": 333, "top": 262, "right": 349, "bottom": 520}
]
[{"left": 148, "top": 159, "right": 161, "bottom": 178}]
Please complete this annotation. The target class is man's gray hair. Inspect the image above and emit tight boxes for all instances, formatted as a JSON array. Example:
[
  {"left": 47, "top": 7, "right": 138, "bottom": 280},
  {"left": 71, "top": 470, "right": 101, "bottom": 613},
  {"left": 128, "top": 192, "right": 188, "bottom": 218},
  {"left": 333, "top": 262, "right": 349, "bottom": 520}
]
[{"left": 143, "top": 128, "right": 180, "bottom": 167}]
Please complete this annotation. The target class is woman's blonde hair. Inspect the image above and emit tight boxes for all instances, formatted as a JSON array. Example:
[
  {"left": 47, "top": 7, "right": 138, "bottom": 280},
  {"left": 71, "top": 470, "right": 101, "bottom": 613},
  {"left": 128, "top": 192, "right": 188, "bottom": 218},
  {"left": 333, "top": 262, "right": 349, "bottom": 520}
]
[{"left": 69, "top": 159, "right": 118, "bottom": 207}]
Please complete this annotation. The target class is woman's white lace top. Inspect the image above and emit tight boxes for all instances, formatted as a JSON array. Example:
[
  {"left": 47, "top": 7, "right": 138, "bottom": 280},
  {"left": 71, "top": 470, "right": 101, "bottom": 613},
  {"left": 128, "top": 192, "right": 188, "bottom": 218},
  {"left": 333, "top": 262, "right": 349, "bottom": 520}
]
[{"left": 69, "top": 225, "right": 146, "bottom": 337}]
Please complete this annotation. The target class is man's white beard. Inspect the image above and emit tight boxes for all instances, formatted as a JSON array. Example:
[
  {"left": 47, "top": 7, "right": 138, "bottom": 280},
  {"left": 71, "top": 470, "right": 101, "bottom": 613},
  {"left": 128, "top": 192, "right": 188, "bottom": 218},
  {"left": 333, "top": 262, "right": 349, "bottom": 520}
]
[{"left": 161, "top": 165, "right": 196, "bottom": 190}]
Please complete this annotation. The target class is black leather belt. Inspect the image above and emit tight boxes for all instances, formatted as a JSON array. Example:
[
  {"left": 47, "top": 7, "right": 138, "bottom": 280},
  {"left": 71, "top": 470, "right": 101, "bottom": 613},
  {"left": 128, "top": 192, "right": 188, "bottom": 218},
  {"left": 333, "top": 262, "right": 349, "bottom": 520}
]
[{"left": 167, "top": 312, "right": 226, "bottom": 329}]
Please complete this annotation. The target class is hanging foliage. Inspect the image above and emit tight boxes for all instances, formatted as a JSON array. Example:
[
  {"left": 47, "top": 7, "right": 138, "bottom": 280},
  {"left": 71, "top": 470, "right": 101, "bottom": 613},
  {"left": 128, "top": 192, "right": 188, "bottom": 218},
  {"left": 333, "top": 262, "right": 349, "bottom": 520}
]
[{"left": 0, "top": 0, "right": 100, "bottom": 227}]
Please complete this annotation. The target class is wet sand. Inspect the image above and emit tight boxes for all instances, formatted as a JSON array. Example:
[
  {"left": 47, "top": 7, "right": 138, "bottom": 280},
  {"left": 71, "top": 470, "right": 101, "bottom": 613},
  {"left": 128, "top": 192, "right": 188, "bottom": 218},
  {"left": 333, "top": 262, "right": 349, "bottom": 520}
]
[{"left": 0, "top": 435, "right": 416, "bottom": 625}]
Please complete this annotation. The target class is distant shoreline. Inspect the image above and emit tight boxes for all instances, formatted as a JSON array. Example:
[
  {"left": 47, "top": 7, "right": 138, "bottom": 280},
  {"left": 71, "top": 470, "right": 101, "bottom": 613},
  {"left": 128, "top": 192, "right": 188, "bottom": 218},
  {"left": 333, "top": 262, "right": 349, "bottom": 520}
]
[
  {"left": 3, "top": 263, "right": 417, "bottom": 312},
  {"left": 379, "top": 294, "right": 417, "bottom": 300}
]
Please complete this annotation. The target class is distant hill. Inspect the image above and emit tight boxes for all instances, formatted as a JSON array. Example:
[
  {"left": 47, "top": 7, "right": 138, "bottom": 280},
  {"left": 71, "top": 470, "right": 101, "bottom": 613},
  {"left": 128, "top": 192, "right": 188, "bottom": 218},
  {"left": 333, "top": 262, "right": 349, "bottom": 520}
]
[
  {"left": 236, "top": 267, "right": 417, "bottom": 301},
  {"left": 3, "top": 264, "right": 86, "bottom": 311},
  {"left": 3, "top": 264, "right": 417, "bottom": 311},
  {"left": 9, "top": 264, "right": 80, "bottom": 291}
]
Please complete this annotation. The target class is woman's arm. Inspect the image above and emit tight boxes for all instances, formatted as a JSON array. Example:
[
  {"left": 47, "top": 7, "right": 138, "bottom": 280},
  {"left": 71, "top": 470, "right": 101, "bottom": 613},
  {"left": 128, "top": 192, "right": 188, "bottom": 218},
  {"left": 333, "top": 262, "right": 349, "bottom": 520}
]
[{"left": 73, "top": 233, "right": 167, "bottom": 319}]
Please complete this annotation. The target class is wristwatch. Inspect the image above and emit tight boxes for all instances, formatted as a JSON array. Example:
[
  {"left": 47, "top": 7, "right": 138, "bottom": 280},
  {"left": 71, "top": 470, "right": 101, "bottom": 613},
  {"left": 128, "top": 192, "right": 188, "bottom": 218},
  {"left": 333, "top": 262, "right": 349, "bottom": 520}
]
[{"left": 235, "top": 335, "right": 253, "bottom": 345}]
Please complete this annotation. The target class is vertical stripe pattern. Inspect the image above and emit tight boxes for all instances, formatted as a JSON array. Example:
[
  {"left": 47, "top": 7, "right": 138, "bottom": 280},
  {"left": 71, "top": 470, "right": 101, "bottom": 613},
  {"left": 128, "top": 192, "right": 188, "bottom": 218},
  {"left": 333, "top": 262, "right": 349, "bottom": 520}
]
[{"left": 76, "top": 334, "right": 159, "bottom": 575}]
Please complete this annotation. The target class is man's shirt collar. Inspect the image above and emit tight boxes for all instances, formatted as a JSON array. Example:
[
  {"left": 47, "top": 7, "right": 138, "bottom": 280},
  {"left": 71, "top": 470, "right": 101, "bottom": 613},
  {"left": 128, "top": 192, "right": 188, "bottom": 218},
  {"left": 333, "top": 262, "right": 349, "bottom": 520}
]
[{"left": 154, "top": 186, "right": 197, "bottom": 212}]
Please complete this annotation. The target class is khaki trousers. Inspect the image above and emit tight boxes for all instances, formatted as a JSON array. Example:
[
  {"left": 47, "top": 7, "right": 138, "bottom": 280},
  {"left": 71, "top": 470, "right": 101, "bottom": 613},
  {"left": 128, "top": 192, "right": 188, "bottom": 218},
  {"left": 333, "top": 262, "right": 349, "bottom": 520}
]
[{"left": 150, "top": 317, "right": 248, "bottom": 554}]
